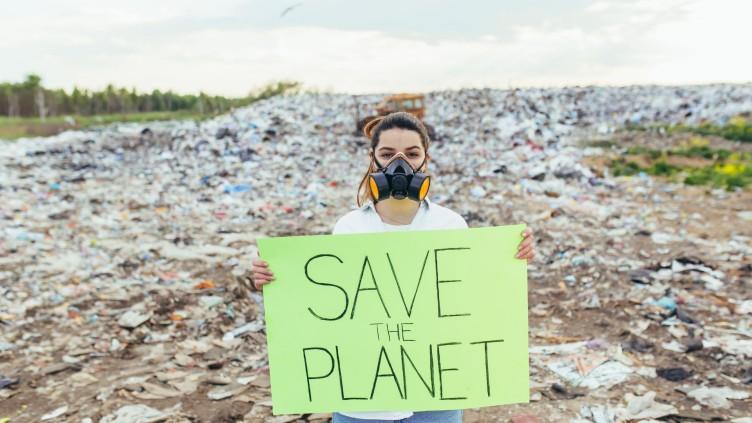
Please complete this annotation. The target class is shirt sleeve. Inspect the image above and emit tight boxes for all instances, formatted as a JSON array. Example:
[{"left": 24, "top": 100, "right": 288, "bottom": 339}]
[
  {"left": 451, "top": 213, "right": 469, "bottom": 229},
  {"left": 332, "top": 214, "right": 354, "bottom": 235},
  {"left": 333, "top": 209, "right": 372, "bottom": 235},
  {"left": 440, "top": 207, "right": 469, "bottom": 229}
]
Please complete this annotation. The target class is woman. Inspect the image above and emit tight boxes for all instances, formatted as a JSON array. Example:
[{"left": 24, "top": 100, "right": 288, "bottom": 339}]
[{"left": 252, "top": 111, "right": 535, "bottom": 422}]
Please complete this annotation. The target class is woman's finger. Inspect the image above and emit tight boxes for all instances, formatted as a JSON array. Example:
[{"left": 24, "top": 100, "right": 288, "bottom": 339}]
[
  {"left": 255, "top": 274, "right": 274, "bottom": 283},
  {"left": 253, "top": 267, "right": 274, "bottom": 276},
  {"left": 253, "top": 274, "right": 275, "bottom": 283},
  {"left": 253, "top": 273, "right": 274, "bottom": 279},
  {"left": 253, "top": 275, "right": 274, "bottom": 284},
  {"left": 517, "top": 251, "right": 533, "bottom": 261},
  {"left": 517, "top": 239, "right": 532, "bottom": 250},
  {"left": 253, "top": 259, "right": 268, "bottom": 267},
  {"left": 516, "top": 245, "right": 533, "bottom": 258},
  {"left": 252, "top": 264, "right": 273, "bottom": 273},
  {"left": 517, "top": 243, "right": 532, "bottom": 253}
]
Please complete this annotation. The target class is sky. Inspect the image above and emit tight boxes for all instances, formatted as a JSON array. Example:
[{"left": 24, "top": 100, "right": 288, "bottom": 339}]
[{"left": 1, "top": 0, "right": 750, "bottom": 96}]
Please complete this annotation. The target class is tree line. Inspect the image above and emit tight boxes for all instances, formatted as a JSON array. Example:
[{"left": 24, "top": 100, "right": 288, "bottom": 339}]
[{"left": 0, "top": 74, "right": 301, "bottom": 119}]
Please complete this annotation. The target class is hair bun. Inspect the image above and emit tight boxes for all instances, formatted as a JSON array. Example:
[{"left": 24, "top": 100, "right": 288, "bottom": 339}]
[{"left": 363, "top": 116, "right": 385, "bottom": 139}]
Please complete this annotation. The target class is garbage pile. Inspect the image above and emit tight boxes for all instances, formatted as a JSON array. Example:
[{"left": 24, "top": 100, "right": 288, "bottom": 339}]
[{"left": 1, "top": 84, "right": 751, "bottom": 422}]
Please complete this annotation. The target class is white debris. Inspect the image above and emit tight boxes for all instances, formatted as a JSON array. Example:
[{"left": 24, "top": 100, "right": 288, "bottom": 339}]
[
  {"left": 687, "top": 386, "right": 750, "bottom": 409},
  {"left": 118, "top": 310, "right": 151, "bottom": 329},
  {"left": 548, "top": 360, "right": 633, "bottom": 390},
  {"left": 41, "top": 405, "right": 68, "bottom": 421},
  {"left": 222, "top": 320, "right": 264, "bottom": 341},
  {"left": 100, "top": 404, "right": 178, "bottom": 423},
  {"left": 616, "top": 391, "right": 678, "bottom": 420}
]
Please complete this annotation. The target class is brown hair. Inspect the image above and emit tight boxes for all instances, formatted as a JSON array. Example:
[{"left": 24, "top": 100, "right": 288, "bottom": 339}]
[{"left": 356, "top": 112, "right": 431, "bottom": 207}]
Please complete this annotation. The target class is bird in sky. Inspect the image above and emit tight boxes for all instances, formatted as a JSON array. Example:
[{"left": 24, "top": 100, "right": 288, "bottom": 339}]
[{"left": 280, "top": 2, "right": 303, "bottom": 18}]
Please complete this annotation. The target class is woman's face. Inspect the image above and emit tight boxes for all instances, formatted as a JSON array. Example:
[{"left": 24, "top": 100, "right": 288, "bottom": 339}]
[{"left": 373, "top": 128, "right": 426, "bottom": 170}]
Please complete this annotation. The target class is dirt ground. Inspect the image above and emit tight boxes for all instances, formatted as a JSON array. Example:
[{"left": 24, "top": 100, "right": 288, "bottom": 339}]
[{"left": 1, "top": 130, "right": 751, "bottom": 422}]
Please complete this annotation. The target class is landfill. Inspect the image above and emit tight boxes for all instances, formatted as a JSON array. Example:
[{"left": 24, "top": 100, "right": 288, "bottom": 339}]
[{"left": 1, "top": 84, "right": 751, "bottom": 422}]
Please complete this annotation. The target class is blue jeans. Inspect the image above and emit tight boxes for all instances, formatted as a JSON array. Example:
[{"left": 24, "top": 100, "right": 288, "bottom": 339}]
[{"left": 332, "top": 410, "right": 462, "bottom": 423}]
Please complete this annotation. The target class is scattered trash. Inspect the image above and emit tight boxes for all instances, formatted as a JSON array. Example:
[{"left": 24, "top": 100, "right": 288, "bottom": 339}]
[
  {"left": 100, "top": 404, "right": 179, "bottom": 423},
  {"left": 40, "top": 405, "right": 68, "bottom": 421},
  {"left": 578, "top": 404, "right": 616, "bottom": 423},
  {"left": 657, "top": 367, "right": 692, "bottom": 382},
  {"left": 1, "top": 85, "right": 751, "bottom": 420},
  {"left": 615, "top": 391, "right": 678, "bottom": 420},
  {"left": 0, "top": 376, "right": 19, "bottom": 389},
  {"left": 647, "top": 296, "right": 677, "bottom": 312},
  {"left": 738, "top": 211, "right": 752, "bottom": 221},
  {"left": 470, "top": 186, "right": 487, "bottom": 198},
  {"left": 737, "top": 300, "right": 752, "bottom": 315},
  {"left": 223, "top": 183, "right": 252, "bottom": 194},
  {"left": 222, "top": 319, "right": 264, "bottom": 341},
  {"left": 207, "top": 382, "right": 248, "bottom": 400},
  {"left": 118, "top": 310, "right": 151, "bottom": 329},
  {"left": 547, "top": 359, "right": 633, "bottom": 389},
  {"left": 686, "top": 386, "right": 750, "bottom": 409},
  {"left": 550, "top": 382, "right": 586, "bottom": 400}
]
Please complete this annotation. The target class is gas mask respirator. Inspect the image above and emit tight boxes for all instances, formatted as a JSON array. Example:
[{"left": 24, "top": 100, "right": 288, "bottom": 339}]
[{"left": 368, "top": 153, "right": 430, "bottom": 203}]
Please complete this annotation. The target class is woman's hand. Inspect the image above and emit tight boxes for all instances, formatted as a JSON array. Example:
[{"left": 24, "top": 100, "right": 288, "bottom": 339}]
[
  {"left": 252, "top": 258, "right": 275, "bottom": 290},
  {"left": 515, "top": 227, "right": 535, "bottom": 263}
]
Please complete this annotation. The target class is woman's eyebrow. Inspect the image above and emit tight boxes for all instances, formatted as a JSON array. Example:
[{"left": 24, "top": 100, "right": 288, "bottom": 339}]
[{"left": 376, "top": 146, "right": 421, "bottom": 152}]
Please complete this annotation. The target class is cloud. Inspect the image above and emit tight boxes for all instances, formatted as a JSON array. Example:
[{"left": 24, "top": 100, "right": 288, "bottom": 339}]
[{"left": 1, "top": 0, "right": 750, "bottom": 95}]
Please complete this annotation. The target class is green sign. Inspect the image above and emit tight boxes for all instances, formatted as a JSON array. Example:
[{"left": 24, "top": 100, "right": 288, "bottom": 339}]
[{"left": 257, "top": 225, "right": 529, "bottom": 415}]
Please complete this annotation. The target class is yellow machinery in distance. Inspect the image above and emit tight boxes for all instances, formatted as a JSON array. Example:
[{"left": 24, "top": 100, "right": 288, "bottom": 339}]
[{"left": 355, "top": 93, "right": 436, "bottom": 140}]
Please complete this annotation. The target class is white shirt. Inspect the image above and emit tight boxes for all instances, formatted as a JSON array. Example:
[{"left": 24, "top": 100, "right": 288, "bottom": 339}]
[{"left": 331, "top": 197, "right": 468, "bottom": 420}]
